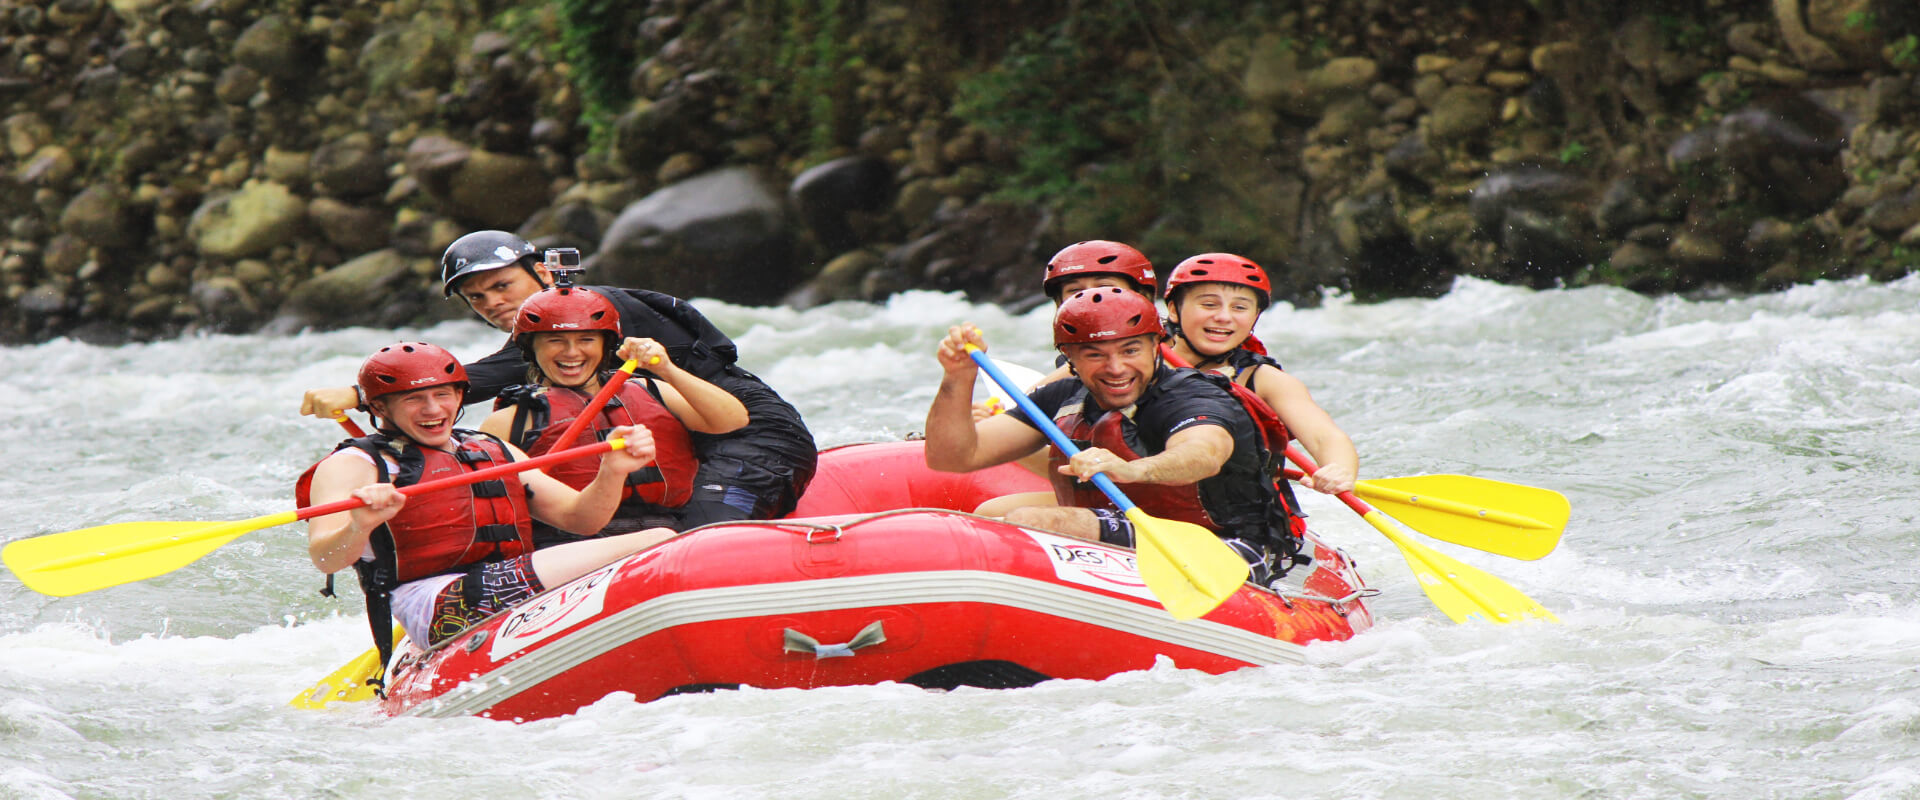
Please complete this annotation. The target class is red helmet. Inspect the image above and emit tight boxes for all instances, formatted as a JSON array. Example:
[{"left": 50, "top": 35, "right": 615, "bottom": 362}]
[
  {"left": 513, "top": 286, "right": 621, "bottom": 340},
  {"left": 1043, "top": 240, "right": 1156, "bottom": 300},
  {"left": 1053, "top": 287, "right": 1163, "bottom": 347},
  {"left": 1164, "top": 253, "right": 1271, "bottom": 309},
  {"left": 357, "top": 342, "right": 468, "bottom": 403}
]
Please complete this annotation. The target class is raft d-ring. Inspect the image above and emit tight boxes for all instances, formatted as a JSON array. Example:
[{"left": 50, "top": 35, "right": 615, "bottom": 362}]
[
  {"left": 783, "top": 620, "right": 887, "bottom": 659},
  {"left": 805, "top": 524, "right": 844, "bottom": 544}
]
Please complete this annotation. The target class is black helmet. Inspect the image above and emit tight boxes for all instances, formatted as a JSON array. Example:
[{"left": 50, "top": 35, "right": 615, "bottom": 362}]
[{"left": 441, "top": 230, "right": 537, "bottom": 296}]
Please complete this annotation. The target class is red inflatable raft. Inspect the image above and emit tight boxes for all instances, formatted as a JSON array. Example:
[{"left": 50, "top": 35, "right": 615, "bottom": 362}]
[{"left": 380, "top": 441, "right": 1375, "bottom": 720}]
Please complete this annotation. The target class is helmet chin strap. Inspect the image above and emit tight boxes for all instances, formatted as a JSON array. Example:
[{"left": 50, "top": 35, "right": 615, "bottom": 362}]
[{"left": 1167, "top": 320, "right": 1230, "bottom": 371}]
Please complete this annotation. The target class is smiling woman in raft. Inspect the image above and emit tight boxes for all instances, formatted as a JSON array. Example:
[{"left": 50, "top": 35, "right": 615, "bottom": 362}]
[{"left": 479, "top": 283, "right": 748, "bottom": 542}]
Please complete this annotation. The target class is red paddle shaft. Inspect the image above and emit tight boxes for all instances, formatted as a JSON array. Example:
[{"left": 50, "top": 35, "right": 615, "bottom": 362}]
[{"left": 296, "top": 438, "right": 624, "bottom": 522}]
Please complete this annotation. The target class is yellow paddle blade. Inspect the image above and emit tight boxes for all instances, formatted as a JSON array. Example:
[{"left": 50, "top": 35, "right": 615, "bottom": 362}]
[
  {"left": 1361, "top": 510, "right": 1557, "bottom": 624},
  {"left": 289, "top": 627, "right": 405, "bottom": 710},
  {"left": 2, "top": 512, "right": 297, "bottom": 597},
  {"left": 1355, "top": 475, "right": 1570, "bottom": 560},
  {"left": 1125, "top": 509, "right": 1251, "bottom": 620}
]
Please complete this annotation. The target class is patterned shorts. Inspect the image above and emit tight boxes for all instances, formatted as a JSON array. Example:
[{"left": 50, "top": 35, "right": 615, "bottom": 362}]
[{"left": 427, "top": 555, "right": 545, "bottom": 646}]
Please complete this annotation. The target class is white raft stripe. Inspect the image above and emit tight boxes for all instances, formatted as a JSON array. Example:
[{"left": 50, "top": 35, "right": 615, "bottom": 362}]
[{"left": 405, "top": 569, "right": 1308, "bottom": 718}]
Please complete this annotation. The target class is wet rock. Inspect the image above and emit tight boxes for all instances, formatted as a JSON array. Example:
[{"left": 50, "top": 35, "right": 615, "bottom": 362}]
[
  {"left": 41, "top": 233, "right": 88, "bottom": 276},
  {"left": 4, "top": 113, "right": 52, "bottom": 158},
  {"left": 595, "top": 167, "right": 796, "bottom": 304},
  {"left": 444, "top": 150, "right": 549, "bottom": 230},
  {"left": 521, "top": 202, "right": 615, "bottom": 255},
  {"left": 261, "top": 146, "right": 310, "bottom": 185},
  {"left": 358, "top": 17, "right": 454, "bottom": 96},
  {"left": 310, "top": 132, "right": 389, "bottom": 198},
  {"left": 190, "top": 275, "right": 258, "bottom": 332},
  {"left": 232, "top": 14, "right": 309, "bottom": 80},
  {"left": 59, "top": 185, "right": 141, "bottom": 248},
  {"left": 1745, "top": 218, "right": 1799, "bottom": 260},
  {"left": 1668, "top": 230, "right": 1727, "bottom": 265},
  {"left": 1862, "top": 186, "right": 1920, "bottom": 235},
  {"left": 1774, "top": 0, "right": 1848, "bottom": 71},
  {"left": 1426, "top": 85, "right": 1499, "bottom": 142},
  {"left": 1804, "top": 0, "right": 1884, "bottom": 66},
  {"left": 187, "top": 180, "right": 306, "bottom": 258},
  {"left": 790, "top": 155, "right": 894, "bottom": 254},
  {"left": 1594, "top": 174, "right": 1670, "bottom": 236},
  {"left": 656, "top": 152, "right": 706, "bottom": 185},
  {"left": 1470, "top": 165, "right": 1597, "bottom": 285},
  {"left": 274, "top": 248, "right": 431, "bottom": 331},
  {"left": 213, "top": 64, "right": 258, "bottom": 105},
  {"left": 403, "top": 135, "right": 469, "bottom": 199},
  {"left": 307, "top": 197, "right": 389, "bottom": 254},
  {"left": 610, "top": 91, "right": 717, "bottom": 178},
  {"left": 18, "top": 146, "right": 77, "bottom": 188},
  {"left": 786, "top": 248, "right": 883, "bottom": 308},
  {"left": 1242, "top": 35, "right": 1304, "bottom": 111},
  {"left": 1716, "top": 94, "right": 1847, "bottom": 215}
]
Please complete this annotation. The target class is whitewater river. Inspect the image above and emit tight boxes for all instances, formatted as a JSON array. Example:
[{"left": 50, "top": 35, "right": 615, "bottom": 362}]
[{"left": 2, "top": 278, "right": 1916, "bottom": 799}]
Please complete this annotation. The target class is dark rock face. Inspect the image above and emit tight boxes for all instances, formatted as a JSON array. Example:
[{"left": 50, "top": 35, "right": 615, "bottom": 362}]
[
  {"left": 1, "top": 2, "right": 1917, "bottom": 343},
  {"left": 594, "top": 168, "right": 797, "bottom": 304},
  {"left": 789, "top": 156, "right": 895, "bottom": 254}
]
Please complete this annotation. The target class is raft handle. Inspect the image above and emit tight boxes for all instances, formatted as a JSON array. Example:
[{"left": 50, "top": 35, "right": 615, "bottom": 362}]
[{"left": 783, "top": 620, "right": 887, "bottom": 659}]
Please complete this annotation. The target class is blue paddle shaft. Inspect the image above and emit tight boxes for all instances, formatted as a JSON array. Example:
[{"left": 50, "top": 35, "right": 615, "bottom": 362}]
[{"left": 965, "top": 346, "right": 1137, "bottom": 515}]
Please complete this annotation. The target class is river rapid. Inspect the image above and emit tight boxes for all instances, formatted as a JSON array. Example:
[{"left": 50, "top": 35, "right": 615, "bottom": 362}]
[{"left": 2, "top": 277, "right": 1917, "bottom": 799}]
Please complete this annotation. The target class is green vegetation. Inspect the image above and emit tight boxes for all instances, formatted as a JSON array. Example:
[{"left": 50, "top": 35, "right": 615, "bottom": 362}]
[
  {"left": 953, "top": 29, "right": 1149, "bottom": 204},
  {"left": 1557, "top": 140, "right": 1590, "bottom": 164},
  {"left": 554, "top": 0, "right": 641, "bottom": 148},
  {"left": 1652, "top": 13, "right": 1712, "bottom": 50},
  {"left": 1891, "top": 34, "right": 1920, "bottom": 69}
]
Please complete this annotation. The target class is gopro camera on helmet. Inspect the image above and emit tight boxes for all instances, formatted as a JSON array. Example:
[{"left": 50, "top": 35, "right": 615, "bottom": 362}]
[{"left": 542, "top": 248, "right": 584, "bottom": 290}]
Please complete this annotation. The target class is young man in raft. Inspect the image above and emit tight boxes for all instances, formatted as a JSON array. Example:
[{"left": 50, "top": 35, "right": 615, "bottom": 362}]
[
  {"left": 300, "top": 342, "right": 675, "bottom": 671},
  {"left": 301, "top": 230, "right": 817, "bottom": 528},
  {"left": 924, "top": 287, "right": 1301, "bottom": 586}
]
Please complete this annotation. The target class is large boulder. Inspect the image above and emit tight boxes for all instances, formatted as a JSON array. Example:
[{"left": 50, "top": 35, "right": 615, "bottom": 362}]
[
  {"left": 594, "top": 167, "right": 796, "bottom": 304},
  {"left": 789, "top": 155, "right": 894, "bottom": 254},
  {"left": 188, "top": 180, "right": 306, "bottom": 258},
  {"left": 1469, "top": 165, "right": 1598, "bottom": 286},
  {"left": 59, "top": 184, "right": 141, "bottom": 248},
  {"left": 271, "top": 248, "right": 433, "bottom": 331}
]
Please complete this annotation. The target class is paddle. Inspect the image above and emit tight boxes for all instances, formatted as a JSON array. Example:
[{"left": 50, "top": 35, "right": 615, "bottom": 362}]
[
  {"left": 1287, "top": 446, "right": 1557, "bottom": 624},
  {"left": 1152, "top": 342, "right": 1567, "bottom": 560},
  {"left": 332, "top": 414, "right": 367, "bottom": 437},
  {"left": 2, "top": 437, "right": 634, "bottom": 598},
  {"left": 1279, "top": 468, "right": 1567, "bottom": 560},
  {"left": 550, "top": 357, "right": 646, "bottom": 452},
  {"left": 288, "top": 626, "right": 405, "bottom": 710},
  {"left": 965, "top": 344, "right": 1250, "bottom": 620},
  {"left": 291, "top": 356, "right": 655, "bottom": 711}
]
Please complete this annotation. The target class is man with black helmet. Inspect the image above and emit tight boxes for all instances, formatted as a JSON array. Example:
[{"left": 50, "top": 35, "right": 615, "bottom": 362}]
[{"left": 302, "top": 230, "right": 817, "bottom": 528}]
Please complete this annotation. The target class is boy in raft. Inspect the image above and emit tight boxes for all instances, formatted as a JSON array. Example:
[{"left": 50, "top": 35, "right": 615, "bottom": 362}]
[
  {"left": 1161, "top": 253, "right": 1358, "bottom": 497},
  {"left": 301, "top": 230, "right": 816, "bottom": 527},
  {"left": 477, "top": 280, "right": 748, "bottom": 542},
  {"left": 301, "top": 342, "right": 675, "bottom": 677},
  {"left": 925, "top": 288, "right": 1296, "bottom": 585}
]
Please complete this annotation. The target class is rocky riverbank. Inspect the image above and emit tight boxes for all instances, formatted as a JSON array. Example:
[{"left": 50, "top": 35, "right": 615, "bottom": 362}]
[{"left": 2, "top": 0, "right": 1917, "bottom": 343}]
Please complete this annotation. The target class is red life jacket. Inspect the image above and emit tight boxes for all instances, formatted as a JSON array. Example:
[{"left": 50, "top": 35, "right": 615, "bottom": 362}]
[
  {"left": 294, "top": 430, "right": 535, "bottom": 693},
  {"left": 1046, "top": 398, "right": 1219, "bottom": 531},
  {"left": 295, "top": 430, "right": 536, "bottom": 588},
  {"left": 509, "top": 382, "right": 699, "bottom": 508}
]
